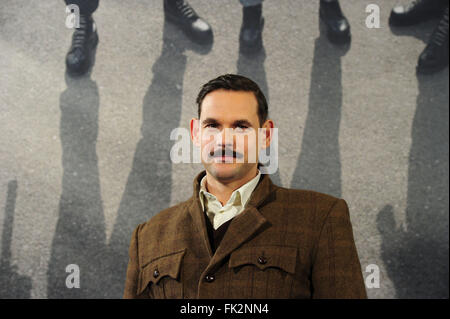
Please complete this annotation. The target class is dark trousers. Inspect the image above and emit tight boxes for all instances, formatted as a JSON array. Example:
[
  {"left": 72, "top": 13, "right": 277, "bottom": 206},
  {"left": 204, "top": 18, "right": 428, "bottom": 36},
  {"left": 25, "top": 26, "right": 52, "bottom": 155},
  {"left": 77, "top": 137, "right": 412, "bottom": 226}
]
[{"left": 64, "top": 0, "right": 263, "bottom": 15}]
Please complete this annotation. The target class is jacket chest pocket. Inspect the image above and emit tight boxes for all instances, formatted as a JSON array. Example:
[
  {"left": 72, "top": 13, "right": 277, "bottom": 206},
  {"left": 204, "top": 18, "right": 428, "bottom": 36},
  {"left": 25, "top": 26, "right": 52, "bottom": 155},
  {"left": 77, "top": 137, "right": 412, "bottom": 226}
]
[
  {"left": 228, "top": 245, "right": 298, "bottom": 299},
  {"left": 137, "top": 249, "right": 185, "bottom": 299}
]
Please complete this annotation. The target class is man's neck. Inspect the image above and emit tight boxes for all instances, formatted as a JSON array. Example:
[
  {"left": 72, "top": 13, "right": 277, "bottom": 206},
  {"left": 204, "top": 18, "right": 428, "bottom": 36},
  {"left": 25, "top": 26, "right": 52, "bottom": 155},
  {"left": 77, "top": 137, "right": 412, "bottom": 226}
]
[{"left": 205, "top": 167, "right": 258, "bottom": 206}]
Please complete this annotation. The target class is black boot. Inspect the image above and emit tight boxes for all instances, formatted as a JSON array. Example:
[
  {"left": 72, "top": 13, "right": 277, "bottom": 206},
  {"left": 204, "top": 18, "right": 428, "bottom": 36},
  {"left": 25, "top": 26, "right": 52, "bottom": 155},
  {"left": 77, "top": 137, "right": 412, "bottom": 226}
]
[
  {"left": 239, "top": 4, "right": 264, "bottom": 55},
  {"left": 417, "top": 6, "right": 449, "bottom": 74},
  {"left": 389, "top": 0, "right": 448, "bottom": 26},
  {"left": 164, "top": 0, "right": 213, "bottom": 45},
  {"left": 65, "top": 15, "right": 98, "bottom": 76},
  {"left": 319, "top": 0, "right": 351, "bottom": 44}
]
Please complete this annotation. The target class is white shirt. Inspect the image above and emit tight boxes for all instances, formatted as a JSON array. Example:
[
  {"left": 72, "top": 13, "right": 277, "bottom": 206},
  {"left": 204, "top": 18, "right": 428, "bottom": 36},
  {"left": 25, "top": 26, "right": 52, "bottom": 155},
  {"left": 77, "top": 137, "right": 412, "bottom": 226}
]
[{"left": 199, "top": 171, "right": 261, "bottom": 230}]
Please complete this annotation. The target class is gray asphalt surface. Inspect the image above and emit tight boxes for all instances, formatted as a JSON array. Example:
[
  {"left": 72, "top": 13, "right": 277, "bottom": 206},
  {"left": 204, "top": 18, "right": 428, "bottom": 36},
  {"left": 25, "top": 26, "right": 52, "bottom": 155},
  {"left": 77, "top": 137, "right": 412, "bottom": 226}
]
[{"left": 0, "top": 0, "right": 448, "bottom": 299}]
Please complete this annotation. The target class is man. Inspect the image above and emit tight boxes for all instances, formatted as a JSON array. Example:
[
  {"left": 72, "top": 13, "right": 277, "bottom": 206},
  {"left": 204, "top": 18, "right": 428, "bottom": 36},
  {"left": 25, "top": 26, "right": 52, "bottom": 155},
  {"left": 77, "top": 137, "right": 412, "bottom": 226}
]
[
  {"left": 123, "top": 74, "right": 367, "bottom": 299},
  {"left": 389, "top": 0, "right": 449, "bottom": 74}
]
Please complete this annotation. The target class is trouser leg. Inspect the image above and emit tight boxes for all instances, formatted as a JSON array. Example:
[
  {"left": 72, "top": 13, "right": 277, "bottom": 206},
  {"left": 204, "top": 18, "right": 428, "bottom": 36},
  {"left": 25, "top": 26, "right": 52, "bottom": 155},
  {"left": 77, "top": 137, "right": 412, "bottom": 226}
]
[
  {"left": 240, "top": 0, "right": 263, "bottom": 7},
  {"left": 239, "top": 0, "right": 264, "bottom": 54}
]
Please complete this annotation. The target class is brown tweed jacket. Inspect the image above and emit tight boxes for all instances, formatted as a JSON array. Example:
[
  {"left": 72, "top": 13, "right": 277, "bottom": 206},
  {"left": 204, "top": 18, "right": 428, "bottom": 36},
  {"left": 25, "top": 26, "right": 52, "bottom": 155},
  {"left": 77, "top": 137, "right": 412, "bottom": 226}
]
[{"left": 123, "top": 171, "right": 367, "bottom": 299}]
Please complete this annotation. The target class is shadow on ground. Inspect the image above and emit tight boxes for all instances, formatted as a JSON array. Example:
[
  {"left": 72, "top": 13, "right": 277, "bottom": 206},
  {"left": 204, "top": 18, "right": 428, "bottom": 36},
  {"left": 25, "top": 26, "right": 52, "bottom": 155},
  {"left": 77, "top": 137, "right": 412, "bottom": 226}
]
[
  {"left": 376, "top": 20, "right": 449, "bottom": 299},
  {"left": 0, "top": 180, "right": 32, "bottom": 298},
  {"left": 290, "top": 20, "right": 350, "bottom": 198},
  {"left": 47, "top": 19, "right": 210, "bottom": 298}
]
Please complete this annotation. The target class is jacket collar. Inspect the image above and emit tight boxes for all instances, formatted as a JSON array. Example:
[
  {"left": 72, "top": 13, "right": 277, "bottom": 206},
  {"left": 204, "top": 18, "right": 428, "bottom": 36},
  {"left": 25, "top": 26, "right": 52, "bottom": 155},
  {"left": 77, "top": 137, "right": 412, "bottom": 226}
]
[
  {"left": 191, "top": 170, "right": 276, "bottom": 209},
  {"left": 188, "top": 170, "right": 277, "bottom": 266},
  {"left": 198, "top": 170, "right": 261, "bottom": 214}
]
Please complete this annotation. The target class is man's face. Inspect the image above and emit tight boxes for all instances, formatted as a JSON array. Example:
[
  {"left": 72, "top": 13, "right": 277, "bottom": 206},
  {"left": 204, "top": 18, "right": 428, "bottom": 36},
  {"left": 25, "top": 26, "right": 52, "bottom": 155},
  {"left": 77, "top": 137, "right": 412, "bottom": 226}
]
[{"left": 191, "top": 90, "right": 266, "bottom": 182}]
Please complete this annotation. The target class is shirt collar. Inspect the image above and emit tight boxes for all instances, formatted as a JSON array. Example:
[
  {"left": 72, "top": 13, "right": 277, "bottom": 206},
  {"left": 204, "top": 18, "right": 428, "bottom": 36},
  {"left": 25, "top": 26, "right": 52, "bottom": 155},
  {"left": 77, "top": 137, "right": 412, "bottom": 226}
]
[{"left": 199, "top": 171, "right": 261, "bottom": 211}]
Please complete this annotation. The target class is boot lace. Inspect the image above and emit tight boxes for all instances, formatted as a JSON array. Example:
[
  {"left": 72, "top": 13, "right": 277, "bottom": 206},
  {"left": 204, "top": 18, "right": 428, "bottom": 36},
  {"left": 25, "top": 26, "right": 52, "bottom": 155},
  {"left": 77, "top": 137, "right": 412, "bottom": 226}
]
[
  {"left": 175, "top": 0, "right": 197, "bottom": 20},
  {"left": 430, "top": 6, "right": 449, "bottom": 47},
  {"left": 72, "top": 15, "right": 93, "bottom": 48}
]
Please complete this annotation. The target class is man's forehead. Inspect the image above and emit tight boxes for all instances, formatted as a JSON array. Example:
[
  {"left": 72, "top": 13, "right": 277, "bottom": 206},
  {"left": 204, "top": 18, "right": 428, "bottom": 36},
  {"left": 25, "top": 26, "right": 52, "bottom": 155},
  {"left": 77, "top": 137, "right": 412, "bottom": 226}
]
[{"left": 200, "top": 90, "right": 258, "bottom": 118}]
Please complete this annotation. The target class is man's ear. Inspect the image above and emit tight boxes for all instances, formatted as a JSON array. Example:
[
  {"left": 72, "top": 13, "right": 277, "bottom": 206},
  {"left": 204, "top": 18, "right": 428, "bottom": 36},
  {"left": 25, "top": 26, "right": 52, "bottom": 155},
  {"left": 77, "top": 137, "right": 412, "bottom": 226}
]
[
  {"left": 190, "top": 118, "right": 201, "bottom": 147},
  {"left": 260, "top": 119, "right": 274, "bottom": 150}
]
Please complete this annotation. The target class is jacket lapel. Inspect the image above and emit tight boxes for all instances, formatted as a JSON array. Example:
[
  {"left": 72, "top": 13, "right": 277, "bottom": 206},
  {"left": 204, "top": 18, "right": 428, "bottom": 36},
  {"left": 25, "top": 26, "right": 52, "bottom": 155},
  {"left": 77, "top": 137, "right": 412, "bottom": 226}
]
[
  {"left": 207, "top": 206, "right": 269, "bottom": 270},
  {"left": 187, "top": 171, "right": 277, "bottom": 272},
  {"left": 200, "top": 173, "right": 276, "bottom": 272},
  {"left": 187, "top": 171, "right": 213, "bottom": 258}
]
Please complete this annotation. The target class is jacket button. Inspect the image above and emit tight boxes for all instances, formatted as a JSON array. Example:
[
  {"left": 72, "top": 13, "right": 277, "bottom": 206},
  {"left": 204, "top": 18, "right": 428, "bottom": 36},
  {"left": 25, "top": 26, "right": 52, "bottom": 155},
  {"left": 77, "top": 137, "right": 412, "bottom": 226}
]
[
  {"left": 153, "top": 268, "right": 160, "bottom": 278},
  {"left": 258, "top": 256, "right": 267, "bottom": 265},
  {"left": 205, "top": 274, "right": 215, "bottom": 283}
]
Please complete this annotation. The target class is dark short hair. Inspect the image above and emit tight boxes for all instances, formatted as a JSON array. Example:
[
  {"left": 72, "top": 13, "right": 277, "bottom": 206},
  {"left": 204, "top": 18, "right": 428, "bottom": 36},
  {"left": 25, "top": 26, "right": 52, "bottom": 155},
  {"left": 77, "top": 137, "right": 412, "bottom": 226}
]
[{"left": 196, "top": 74, "right": 268, "bottom": 126}]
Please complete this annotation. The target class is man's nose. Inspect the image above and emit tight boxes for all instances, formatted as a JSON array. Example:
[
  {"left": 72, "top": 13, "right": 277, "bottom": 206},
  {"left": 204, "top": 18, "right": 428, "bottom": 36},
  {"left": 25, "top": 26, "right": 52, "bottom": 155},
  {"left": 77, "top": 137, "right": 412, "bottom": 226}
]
[{"left": 217, "top": 128, "right": 234, "bottom": 147}]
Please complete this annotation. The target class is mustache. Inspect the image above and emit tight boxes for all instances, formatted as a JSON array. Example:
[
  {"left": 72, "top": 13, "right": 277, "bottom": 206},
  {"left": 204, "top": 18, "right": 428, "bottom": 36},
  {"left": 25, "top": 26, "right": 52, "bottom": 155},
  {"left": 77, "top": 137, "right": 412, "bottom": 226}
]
[{"left": 208, "top": 148, "right": 244, "bottom": 159}]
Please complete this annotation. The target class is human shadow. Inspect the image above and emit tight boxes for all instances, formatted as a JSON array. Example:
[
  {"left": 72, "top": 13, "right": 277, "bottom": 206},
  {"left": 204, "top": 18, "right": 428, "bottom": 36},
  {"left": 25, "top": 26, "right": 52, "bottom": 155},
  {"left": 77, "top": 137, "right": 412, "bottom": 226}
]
[
  {"left": 376, "top": 16, "right": 449, "bottom": 298},
  {"left": 377, "top": 69, "right": 449, "bottom": 298},
  {"left": 107, "top": 20, "right": 191, "bottom": 297},
  {"left": 0, "top": 180, "right": 32, "bottom": 298},
  {"left": 237, "top": 47, "right": 282, "bottom": 186},
  {"left": 47, "top": 72, "right": 107, "bottom": 298},
  {"left": 290, "top": 21, "right": 349, "bottom": 197}
]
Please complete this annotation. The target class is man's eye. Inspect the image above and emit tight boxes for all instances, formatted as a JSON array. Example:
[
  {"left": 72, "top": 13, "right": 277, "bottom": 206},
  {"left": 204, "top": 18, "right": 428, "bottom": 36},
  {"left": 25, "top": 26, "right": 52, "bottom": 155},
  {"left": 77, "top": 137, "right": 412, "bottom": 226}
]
[
  {"left": 204, "top": 124, "right": 217, "bottom": 128},
  {"left": 236, "top": 125, "right": 248, "bottom": 130}
]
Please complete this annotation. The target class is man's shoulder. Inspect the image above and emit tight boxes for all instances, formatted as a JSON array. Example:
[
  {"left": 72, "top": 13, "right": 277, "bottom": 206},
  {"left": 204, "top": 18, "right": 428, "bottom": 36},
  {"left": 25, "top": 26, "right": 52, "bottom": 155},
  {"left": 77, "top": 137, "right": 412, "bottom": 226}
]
[
  {"left": 272, "top": 184, "right": 340, "bottom": 207},
  {"left": 264, "top": 184, "right": 346, "bottom": 230},
  {"left": 268, "top": 183, "right": 345, "bottom": 221}
]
